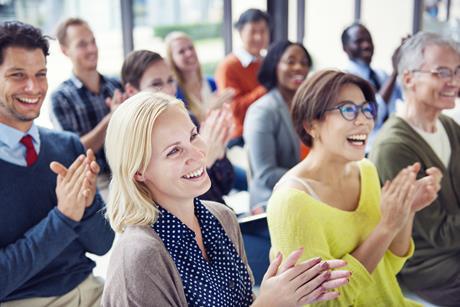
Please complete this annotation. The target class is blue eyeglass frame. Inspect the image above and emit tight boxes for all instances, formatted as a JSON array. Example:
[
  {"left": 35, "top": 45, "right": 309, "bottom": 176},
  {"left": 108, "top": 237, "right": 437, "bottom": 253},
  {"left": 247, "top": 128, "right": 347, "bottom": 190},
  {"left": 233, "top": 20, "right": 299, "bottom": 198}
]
[{"left": 325, "top": 101, "right": 378, "bottom": 121}]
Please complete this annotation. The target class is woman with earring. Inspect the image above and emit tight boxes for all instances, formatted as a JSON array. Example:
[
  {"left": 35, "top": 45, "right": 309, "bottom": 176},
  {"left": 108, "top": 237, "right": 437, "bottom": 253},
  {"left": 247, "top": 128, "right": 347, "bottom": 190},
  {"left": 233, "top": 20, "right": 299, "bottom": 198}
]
[
  {"left": 267, "top": 70, "right": 442, "bottom": 305},
  {"left": 102, "top": 92, "right": 351, "bottom": 306},
  {"left": 244, "top": 40, "right": 312, "bottom": 211}
]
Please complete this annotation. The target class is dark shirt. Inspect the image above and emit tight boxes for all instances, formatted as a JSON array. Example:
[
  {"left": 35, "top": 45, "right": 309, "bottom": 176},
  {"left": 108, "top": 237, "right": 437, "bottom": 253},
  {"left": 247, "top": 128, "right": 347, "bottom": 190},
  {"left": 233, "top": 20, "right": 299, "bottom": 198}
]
[
  {"left": 0, "top": 127, "right": 114, "bottom": 301},
  {"left": 152, "top": 198, "right": 253, "bottom": 307},
  {"left": 51, "top": 74, "right": 122, "bottom": 174}
]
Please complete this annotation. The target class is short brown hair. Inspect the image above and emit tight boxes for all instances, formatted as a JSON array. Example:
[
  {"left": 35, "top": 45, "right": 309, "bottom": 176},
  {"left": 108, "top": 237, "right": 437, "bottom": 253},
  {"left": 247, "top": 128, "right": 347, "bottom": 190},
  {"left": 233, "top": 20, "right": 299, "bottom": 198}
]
[
  {"left": 291, "top": 70, "right": 375, "bottom": 147},
  {"left": 121, "top": 50, "right": 163, "bottom": 89},
  {"left": 55, "top": 17, "right": 88, "bottom": 46}
]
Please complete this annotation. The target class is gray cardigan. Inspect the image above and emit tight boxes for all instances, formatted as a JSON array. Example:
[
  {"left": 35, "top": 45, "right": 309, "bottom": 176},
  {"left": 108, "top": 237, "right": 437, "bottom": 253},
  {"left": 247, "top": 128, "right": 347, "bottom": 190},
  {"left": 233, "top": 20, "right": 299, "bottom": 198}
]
[
  {"left": 244, "top": 89, "right": 300, "bottom": 208},
  {"left": 102, "top": 201, "right": 252, "bottom": 307}
]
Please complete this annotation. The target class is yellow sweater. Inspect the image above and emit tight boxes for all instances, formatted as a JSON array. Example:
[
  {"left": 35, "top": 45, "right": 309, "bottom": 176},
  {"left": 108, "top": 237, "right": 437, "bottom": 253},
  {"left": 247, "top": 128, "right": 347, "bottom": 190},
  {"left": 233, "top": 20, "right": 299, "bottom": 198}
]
[{"left": 267, "top": 159, "right": 420, "bottom": 306}]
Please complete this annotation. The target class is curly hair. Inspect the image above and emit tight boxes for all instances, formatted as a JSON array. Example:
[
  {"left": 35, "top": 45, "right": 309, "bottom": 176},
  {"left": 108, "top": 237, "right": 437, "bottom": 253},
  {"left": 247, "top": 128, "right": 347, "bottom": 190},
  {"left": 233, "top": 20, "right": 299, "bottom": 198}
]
[{"left": 0, "top": 21, "right": 49, "bottom": 65}]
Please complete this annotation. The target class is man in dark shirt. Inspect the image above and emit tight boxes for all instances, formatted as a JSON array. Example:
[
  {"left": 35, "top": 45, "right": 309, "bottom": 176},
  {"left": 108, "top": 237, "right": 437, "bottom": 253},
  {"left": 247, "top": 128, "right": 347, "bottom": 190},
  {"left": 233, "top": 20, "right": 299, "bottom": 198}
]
[{"left": 0, "top": 21, "right": 114, "bottom": 306}]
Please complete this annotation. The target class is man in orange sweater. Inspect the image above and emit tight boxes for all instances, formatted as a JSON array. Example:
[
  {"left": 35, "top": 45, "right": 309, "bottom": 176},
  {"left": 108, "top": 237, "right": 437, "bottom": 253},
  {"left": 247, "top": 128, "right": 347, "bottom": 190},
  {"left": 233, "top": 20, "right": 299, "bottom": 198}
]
[{"left": 216, "top": 8, "right": 270, "bottom": 147}]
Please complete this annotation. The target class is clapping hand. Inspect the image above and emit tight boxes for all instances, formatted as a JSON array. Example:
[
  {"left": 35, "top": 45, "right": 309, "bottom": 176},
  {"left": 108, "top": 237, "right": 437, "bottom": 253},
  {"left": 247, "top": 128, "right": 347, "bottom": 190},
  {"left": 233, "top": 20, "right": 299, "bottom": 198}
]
[
  {"left": 409, "top": 163, "right": 442, "bottom": 212},
  {"left": 50, "top": 149, "right": 100, "bottom": 221},
  {"left": 255, "top": 248, "right": 350, "bottom": 306}
]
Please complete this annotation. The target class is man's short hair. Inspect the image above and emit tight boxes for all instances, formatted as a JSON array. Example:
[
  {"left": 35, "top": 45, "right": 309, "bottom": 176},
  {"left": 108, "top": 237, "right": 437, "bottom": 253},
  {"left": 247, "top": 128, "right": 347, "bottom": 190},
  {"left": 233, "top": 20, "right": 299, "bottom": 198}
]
[
  {"left": 0, "top": 21, "right": 49, "bottom": 65},
  {"left": 121, "top": 50, "right": 164, "bottom": 89},
  {"left": 341, "top": 23, "right": 367, "bottom": 48},
  {"left": 55, "top": 17, "right": 88, "bottom": 46},
  {"left": 398, "top": 31, "right": 460, "bottom": 82},
  {"left": 234, "top": 8, "right": 270, "bottom": 31}
]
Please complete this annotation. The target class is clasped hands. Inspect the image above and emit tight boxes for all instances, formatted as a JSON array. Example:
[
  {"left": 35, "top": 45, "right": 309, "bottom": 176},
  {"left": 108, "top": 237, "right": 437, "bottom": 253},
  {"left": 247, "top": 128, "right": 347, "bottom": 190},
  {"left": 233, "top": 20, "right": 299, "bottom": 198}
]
[
  {"left": 380, "top": 162, "right": 442, "bottom": 231},
  {"left": 255, "top": 248, "right": 351, "bottom": 306},
  {"left": 50, "top": 149, "right": 100, "bottom": 222}
]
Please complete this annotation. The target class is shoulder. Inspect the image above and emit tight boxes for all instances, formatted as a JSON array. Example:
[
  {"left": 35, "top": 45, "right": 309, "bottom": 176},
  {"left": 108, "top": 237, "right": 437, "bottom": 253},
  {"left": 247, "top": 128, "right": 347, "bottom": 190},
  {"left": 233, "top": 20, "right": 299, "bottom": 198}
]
[
  {"left": 39, "top": 127, "right": 82, "bottom": 148},
  {"left": 268, "top": 185, "right": 310, "bottom": 212},
  {"left": 205, "top": 77, "right": 217, "bottom": 91},
  {"left": 104, "top": 226, "right": 182, "bottom": 305},
  {"left": 217, "top": 54, "right": 241, "bottom": 71},
  {"left": 202, "top": 200, "right": 237, "bottom": 225},
  {"left": 440, "top": 114, "right": 460, "bottom": 137},
  {"left": 102, "top": 75, "right": 123, "bottom": 89},
  {"left": 246, "top": 91, "right": 279, "bottom": 119},
  {"left": 373, "top": 117, "right": 412, "bottom": 148},
  {"left": 373, "top": 67, "right": 389, "bottom": 80},
  {"left": 176, "top": 86, "right": 185, "bottom": 100},
  {"left": 201, "top": 200, "right": 242, "bottom": 242},
  {"left": 358, "top": 159, "right": 379, "bottom": 181},
  {"left": 112, "top": 226, "right": 169, "bottom": 266},
  {"left": 51, "top": 79, "right": 75, "bottom": 101}
]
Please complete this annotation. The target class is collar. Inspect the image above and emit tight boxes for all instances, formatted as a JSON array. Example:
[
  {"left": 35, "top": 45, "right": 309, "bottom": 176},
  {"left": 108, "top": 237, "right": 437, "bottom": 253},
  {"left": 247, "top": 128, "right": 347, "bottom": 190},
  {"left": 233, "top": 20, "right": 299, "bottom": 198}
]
[
  {"left": 346, "top": 59, "right": 371, "bottom": 73},
  {"left": 0, "top": 123, "right": 40, "bottom": 149},
  {"left": 154, "top": 199, "right": 201, "bottom": 240},
  {"left": 234, "top": 48, "right": 259, "bottom": 68},
  {"left": 70, "top": 72, "right": 106, "bottom": 89}
]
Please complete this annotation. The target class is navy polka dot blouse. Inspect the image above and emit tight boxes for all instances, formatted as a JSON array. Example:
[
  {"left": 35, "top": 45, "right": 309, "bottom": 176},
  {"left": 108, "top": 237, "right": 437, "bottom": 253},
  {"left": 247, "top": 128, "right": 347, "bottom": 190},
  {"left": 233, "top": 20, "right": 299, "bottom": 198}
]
[{"left": 152, "top": 198, "right": 253, "bottom": 307}]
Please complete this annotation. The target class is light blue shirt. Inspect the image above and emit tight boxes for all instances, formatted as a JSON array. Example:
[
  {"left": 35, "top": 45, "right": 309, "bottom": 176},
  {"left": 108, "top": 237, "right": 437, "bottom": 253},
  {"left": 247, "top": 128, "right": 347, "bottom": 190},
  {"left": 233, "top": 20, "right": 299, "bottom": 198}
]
[
  {"left": 344, "top": 59, "right": 404, "bottom": 152},
  {"left": 0, "top": 123, "right": 40, "bottom": 166}
]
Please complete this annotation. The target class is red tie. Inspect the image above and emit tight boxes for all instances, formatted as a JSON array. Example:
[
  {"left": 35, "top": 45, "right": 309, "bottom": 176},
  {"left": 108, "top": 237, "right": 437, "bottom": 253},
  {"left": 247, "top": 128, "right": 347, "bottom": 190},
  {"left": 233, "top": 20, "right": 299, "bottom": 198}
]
[{"left": 20, "top": 135, "right": 38, "bottom": 166}]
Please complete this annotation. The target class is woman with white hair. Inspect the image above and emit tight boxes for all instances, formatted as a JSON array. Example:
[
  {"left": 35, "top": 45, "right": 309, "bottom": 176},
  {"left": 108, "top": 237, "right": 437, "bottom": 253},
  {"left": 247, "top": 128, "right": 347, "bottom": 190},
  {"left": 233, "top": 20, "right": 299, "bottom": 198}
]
[{"left": 101, "top": 92, "right": 351, "bottom": 306}]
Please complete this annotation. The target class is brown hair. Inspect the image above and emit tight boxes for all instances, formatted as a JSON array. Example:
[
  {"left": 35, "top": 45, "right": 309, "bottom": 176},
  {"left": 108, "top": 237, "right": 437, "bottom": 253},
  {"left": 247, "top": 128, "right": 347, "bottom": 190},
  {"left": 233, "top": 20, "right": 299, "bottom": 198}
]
[
  {"left": 121, "top": 50, "right": 164, "bottom": 89},
  {"left": 291, "top": 70, "right": 375, "bottom": 147},
  {"left": 55, "top": 17, "right": 88, "bottom": 46}
]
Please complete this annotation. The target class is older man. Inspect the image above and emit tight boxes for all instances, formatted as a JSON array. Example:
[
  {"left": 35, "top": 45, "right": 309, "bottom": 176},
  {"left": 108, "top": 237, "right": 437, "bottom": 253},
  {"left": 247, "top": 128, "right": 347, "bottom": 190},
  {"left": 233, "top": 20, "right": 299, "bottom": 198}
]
[
  {"left": 370, "top": 32, "right": 460, "bottom": 305},
  {"left": 0, "top": 21, "right": 114, "bottom": 306}
]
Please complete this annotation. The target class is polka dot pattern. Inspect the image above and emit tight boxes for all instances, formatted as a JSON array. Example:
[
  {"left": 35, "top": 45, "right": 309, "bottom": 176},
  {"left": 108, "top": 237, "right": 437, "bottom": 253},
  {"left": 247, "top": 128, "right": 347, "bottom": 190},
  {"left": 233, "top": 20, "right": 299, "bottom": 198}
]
[{"left": 152, "top": 198, "right": 253, "bottom": 307}]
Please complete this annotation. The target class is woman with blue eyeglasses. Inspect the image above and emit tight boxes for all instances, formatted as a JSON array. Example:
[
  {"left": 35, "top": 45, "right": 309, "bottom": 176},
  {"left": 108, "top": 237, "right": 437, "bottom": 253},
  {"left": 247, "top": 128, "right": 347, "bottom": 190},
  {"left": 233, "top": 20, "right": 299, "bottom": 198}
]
[{"left": 267, "top": 70, "right": 441, "bottom": 306}]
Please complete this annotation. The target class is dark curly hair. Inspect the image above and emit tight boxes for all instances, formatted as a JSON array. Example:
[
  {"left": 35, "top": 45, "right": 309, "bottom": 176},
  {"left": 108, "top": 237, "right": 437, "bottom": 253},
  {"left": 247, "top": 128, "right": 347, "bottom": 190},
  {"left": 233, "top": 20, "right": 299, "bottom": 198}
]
[{"left": 0, "top": 21, "right": 49, "bottom": 65}]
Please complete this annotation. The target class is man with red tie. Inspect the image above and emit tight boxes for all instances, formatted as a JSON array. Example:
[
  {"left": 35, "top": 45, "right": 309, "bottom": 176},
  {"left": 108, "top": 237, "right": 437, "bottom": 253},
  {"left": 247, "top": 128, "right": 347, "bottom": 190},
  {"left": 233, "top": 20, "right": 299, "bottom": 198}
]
[{"left": 0, "top": 21, "right": 114, "bottom": 306}]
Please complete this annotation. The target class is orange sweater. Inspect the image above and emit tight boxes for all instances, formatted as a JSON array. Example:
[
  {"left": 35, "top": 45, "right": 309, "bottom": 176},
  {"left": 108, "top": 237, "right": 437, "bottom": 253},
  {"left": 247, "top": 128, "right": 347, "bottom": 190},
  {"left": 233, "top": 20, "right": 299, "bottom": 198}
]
[{"left": 215, "top": 53, "right": 266, "bottom": 138}]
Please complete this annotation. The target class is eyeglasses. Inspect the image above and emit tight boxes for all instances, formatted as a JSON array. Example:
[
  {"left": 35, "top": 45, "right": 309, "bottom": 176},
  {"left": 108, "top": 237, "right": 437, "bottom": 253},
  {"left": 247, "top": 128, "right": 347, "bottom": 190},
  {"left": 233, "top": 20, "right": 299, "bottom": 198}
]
[
  {"left": 412, "top": 66, "right": 460, "bottom": 81},
  {"left": 325, "top": 101, "right": 377, "bottom": 121}
]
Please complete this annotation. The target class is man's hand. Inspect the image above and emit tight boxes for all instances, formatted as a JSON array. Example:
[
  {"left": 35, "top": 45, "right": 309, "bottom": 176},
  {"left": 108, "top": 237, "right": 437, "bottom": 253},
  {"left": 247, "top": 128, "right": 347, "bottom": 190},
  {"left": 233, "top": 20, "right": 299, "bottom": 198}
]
[
  {"left": 50, "top": 149, "right": 101, "bottom": 222},
  {"left": 106, "top": 89, "right": 128, "bottom": 114}
]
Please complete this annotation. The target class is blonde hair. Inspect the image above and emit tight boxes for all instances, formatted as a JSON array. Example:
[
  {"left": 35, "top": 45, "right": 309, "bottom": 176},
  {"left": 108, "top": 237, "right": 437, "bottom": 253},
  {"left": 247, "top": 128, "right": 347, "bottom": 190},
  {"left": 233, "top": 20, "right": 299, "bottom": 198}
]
[
  {"left": 105, "top": 91, "right": 184, "bottom": 233},
  {"left": 165, "top": 31, "right": 205, "bottom": 121}
]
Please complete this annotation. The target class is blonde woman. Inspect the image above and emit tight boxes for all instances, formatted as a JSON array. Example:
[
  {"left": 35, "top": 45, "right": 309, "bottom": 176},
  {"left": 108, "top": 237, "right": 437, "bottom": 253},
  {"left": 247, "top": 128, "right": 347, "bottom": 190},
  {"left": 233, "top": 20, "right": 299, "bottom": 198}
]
[
  {"left": 102, "top": 92, "right": 351, "bottom": 306},
  {"left": 165, "top": 31, "right": 234, "bottom": 122}
]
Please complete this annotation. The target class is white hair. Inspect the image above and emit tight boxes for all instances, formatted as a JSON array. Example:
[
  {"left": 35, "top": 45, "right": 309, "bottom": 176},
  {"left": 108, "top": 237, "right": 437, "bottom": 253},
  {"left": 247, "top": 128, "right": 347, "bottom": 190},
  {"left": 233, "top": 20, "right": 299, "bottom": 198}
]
[{"left": 398, "top": 32, "right": 460, "bottom": 87}]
